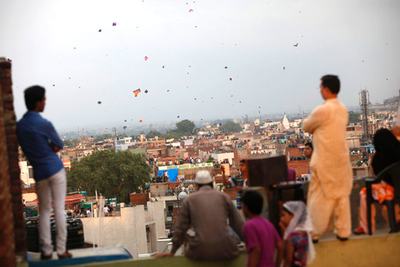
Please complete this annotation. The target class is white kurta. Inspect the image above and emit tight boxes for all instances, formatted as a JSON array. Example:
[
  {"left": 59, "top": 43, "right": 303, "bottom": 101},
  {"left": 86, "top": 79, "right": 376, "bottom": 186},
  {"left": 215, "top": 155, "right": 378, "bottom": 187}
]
[
  {"left": 302, "top": 98, "right": 353, "bottom": 239},
  {"left": 303, "top": 98, "right": 353, "bottom": 199}
]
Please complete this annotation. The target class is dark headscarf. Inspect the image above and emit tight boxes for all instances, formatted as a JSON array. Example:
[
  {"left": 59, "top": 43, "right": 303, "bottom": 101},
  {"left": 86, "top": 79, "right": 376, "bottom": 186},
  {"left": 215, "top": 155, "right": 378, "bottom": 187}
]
[{"left": 371, "top": 128, "right": 400, "bottom": 185}]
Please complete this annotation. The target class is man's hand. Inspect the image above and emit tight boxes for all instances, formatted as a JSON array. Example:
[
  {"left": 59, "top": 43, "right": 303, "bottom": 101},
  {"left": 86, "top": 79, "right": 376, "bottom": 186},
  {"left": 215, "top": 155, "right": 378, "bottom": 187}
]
[
  {"left": 154, "top": 252, "right": 174, "bottom": 258},
  {"left": 50, "top": 142, "right": 60, "bottom": 152}
]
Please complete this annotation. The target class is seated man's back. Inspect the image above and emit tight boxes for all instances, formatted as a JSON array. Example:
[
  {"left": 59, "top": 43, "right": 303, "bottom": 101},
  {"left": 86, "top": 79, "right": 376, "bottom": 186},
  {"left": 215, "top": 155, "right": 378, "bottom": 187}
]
[{"left": 171, "top": 174, "right": 244, "bottom": 261}]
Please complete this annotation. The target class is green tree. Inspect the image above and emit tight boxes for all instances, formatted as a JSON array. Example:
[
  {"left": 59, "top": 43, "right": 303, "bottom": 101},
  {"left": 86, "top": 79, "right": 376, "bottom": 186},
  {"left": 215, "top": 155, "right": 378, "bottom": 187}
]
[
  {"left": 176, "top": 119, "right": 196, "bottom": 135},
  {"left": 94, "top": 134, "right": 113, "bottom": 142},
  {"left": 219, "top": 121, "right": 242, "bottom": 134},
  {"left": 63, "top": 139, "right": 74, "bottom": 147},
  {"left": 349, "top": 112, "right": 361, "bottom": 124},
  {"left": 146, "top": 131, "right": 162, "bottom": 139},
  {"left": 67, "top": 150, "right": 152, "bottom": 203}
]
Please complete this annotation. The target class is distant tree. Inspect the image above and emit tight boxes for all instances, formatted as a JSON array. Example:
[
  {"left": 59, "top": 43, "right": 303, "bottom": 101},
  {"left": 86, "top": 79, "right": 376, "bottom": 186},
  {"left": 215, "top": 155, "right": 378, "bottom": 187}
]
[
  {"left": 219, "top": 121, "right": 242, "bottom": 134},
  {"left": 94, "top": 134, "right": 113, "bottom": 142},
  {"left": 63, "top": 139, "right": 74, "bottom": 147},
  {"left": 146, "top": 131, "right": 162, "bottom": 139},
  {"left": 206, "top": 156, "right": 214, "bottom": 163},
  {"left": 67, "top": 150, "right": 152, "bottom": 203},
  {"left": 176, "top": 119, "right": 196, "bottom": 135},
  {"left": 349, "top": 112, "right": 361, "bottom": 124}
]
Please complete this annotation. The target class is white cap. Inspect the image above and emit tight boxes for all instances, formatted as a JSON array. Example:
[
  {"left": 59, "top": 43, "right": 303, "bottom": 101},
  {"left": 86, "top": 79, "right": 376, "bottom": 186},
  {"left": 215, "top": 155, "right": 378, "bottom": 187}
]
[{"left": 195, "top": 171, "right": 213, "bottom": 184}]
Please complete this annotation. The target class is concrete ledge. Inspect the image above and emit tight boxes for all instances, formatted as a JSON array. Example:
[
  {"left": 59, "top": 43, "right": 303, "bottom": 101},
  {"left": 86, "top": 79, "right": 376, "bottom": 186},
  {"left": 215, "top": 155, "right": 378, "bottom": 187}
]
[
  {"left": 74, "top": 252, "right": 247, "bottom": 267},
  {"left": 310, "top": 232, "right": 400, "bottom": 267},
  {"left": 74, "top": 233, "right": 400, "bottom": 267}
]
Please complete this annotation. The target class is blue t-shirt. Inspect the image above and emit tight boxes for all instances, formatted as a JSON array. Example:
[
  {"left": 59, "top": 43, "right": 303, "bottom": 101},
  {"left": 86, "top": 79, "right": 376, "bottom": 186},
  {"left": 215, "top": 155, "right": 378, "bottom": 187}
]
[{"left": 16, "top": 111, "right": 64, "bottom": 181}]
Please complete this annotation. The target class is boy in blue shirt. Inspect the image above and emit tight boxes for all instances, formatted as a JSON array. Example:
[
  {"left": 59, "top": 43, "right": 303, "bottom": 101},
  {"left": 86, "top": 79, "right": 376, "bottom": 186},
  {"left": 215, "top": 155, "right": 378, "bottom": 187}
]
[{"left": 17, "top": 85, "right": 71, "bottom": 260}]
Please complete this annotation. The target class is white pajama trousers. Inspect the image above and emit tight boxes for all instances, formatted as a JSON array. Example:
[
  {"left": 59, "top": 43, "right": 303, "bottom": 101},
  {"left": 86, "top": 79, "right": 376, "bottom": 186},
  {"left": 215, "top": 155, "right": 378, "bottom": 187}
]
[
  {"left": 307, "top": 178, "right": 352, "bottom": 240},
  {"left": 36, "top": 168, "right": 67, "bottom": 255}
]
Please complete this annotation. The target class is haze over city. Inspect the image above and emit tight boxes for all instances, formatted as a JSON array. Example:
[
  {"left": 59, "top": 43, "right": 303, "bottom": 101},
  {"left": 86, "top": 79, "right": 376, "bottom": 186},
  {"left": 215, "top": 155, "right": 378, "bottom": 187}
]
[{"left": 1, "top": 0, "right": 399, "bottom": 132}]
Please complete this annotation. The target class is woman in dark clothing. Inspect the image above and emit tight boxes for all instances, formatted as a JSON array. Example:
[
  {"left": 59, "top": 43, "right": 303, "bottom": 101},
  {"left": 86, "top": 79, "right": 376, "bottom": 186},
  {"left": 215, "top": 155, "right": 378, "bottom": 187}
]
[{"left": 354, "top": 128, "right": 400, "bottom": 234}]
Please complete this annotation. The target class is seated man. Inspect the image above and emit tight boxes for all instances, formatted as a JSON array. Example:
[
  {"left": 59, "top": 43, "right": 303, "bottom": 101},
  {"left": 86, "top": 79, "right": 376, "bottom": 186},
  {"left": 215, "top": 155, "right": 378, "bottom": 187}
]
[{"left": 155, "top": 171, "right": 244, "bottom": 260}]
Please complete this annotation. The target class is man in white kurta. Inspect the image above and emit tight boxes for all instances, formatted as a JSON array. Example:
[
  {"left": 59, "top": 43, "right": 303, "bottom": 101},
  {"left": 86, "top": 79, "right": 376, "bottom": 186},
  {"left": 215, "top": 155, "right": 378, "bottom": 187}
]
[{"left": 302, "top": 75, "right": 353, "bottom": 241}]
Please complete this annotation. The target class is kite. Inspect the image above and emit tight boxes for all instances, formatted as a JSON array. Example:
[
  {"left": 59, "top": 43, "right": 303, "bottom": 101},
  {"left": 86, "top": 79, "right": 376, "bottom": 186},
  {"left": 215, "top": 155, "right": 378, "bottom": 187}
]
[
  {"left": 7, "top": 58, "right": 12, "bottom": 62},
  {"left": 133, "top": 89, "right": 141, "bottom": 97},
  {"left": 98, "top": 101, "right": 102, "bottom": 104},
  {"left": 112, "top": 22, "right": 117, "bottom": 26},
  {"left": 219, "top": 123, "right": 222, "bottom": 126},
  {"left": 144, "top": 56, "right": 148, "bottom": 60},
  {"left": 53, "top": 84, "right": 55, "bottom": 86},
  {"left": 124, "top": 120, "right": 127, "bottom": 122},
  {"left": 189, "top": 9, "right": 194, "bottom": 12},
  {"left": 162, "top": 66, "right": 165, "bottom": 68},
  {"left": 139, "top": 120, "right": 143, "bottom": 122},
  {"left": 229, "top": 78, "right": 232, "bottom": 81},
  {"left": 294, "top": 43, "right": 298, "bottom": 47},
  {"left": 177, "top": 116, "right": 180, "bottom": 118},
  {"left": 225, "top": 66, "right": 228, "bottom": 69},
  {"left": 211, "top": 97, "right": 213, "bottom": 99},
  {"left": 239, "top": 101, "right": 241, "bottom": 103},
  {"left": 99, "top": 29, "right": 102, "bottom": 32},
  {"left": 145, "top": 90, "right": 148, "bottom": 93},
  {"left": 231, "top": 95, "right": 233, "bottom": 97},
  {"left": 283, "top": 67, "right": 286, "bottom": 70},
  {"left": 167, "top": 90, "right": 170, "bottom": 92},
  {"left": 123, "top": 126, "right": 127, "bottom": 129},
  {"left": 194, "top": 98, "right": 196, "bottom": 100}
]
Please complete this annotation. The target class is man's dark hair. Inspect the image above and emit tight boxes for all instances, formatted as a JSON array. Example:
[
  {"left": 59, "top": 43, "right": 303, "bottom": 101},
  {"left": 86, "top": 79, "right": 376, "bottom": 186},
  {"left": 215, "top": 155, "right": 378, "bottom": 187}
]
[
  {"left": 321, "top": 75, "right": 340, "bottom": 94},
  {"left": 198, "top": 182, "right": 213, "bottom": 188},
  {"left": 24, "top": 85, "right": 45, "bottom": 111},
  {"left": 305, "top": 142, "right": 313, "bottom": 150},
  {"left": 240, "top": 159, "right": 245, "bottom": 164},
  {"left": 242, "top": 190, "right": 263, "bottom": 215}
]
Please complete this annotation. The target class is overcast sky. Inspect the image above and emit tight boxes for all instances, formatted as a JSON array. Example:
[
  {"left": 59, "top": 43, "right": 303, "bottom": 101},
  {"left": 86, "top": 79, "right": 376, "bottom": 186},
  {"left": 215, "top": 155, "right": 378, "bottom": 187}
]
[{"left": 1, "top": 0, "right": 399, "bottom": 132}]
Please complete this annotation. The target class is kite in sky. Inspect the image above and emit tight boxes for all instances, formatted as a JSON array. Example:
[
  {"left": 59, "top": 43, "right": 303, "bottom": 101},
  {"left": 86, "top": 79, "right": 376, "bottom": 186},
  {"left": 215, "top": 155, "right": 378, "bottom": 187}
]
[
  {"left": 189, "top": 9, "right": 194, "bottom": 12},
  {"left": 145, "top": 90, "right": 148, "bottom": 93},
  {"left": 112, "top": 22, "right": 117, "bottom": 26},
  {"left": 229, "top": 78, "right": 232, "bottom": 81},
  {"left": 144, "top": 56, "right": 148, "bottom": 60},
  {"left": 139, "top": 120, "right": 143, "bottom": 122},
  {"left": 123, "top": 126, "right": 127, "bottom": 129},
  {"left": 294, "top": 43, "right": 298, "bottom": 47},
  {"left": 97, "top": 101, "right": 102, "bottom": 104},
  {"left": 133, "top": 89, "right": 141, "bottom": 97}
]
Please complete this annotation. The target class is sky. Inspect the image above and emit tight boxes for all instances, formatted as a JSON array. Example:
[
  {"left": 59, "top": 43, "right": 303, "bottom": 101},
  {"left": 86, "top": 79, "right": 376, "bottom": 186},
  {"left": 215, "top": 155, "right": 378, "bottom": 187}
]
[{"left": 1, "top": 0, "right": 400, "bottom": 132}]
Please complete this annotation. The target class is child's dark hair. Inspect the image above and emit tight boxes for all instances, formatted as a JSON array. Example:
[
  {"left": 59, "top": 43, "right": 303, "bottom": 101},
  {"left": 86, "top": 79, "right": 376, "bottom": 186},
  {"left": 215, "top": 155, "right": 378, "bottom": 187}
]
[
  {"left": 242, "top": 190, "right": 263, "bottom": 215},
  {"left": 282, "top": 206, "right": 293, "bottom": 215},
  {"left": 240, "top": 159, "right": 245, "bottom": 163}
]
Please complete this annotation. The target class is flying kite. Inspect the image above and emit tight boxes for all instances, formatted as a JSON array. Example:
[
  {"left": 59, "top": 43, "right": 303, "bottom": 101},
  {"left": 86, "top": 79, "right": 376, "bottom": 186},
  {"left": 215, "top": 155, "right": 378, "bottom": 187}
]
[
  {"left": 112, "top": 22, "right": 117, "bottom": 26},
  {"left": 294, "top": 43, "right": 298, "bottom": 47},
  {"left": 145, "top": 90, "right": 148, "bottom": 93},
  {"left": 98, "top": 101, "right": 102, "bottom": 104},
  {"left": 123, "top": 126, "right": 127, "bottom": 130},
  {"left": 133, "top": 89, "right": 141, "bottom": 97},
  {"left": 229, "top": 78, "right": 232, "bottom": 81},
  {"left": 139, "top": 120, "right": 143, "bottom": 122},
  {"left": 144, "top": 56, "right": 148, "bottom": 61}
]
